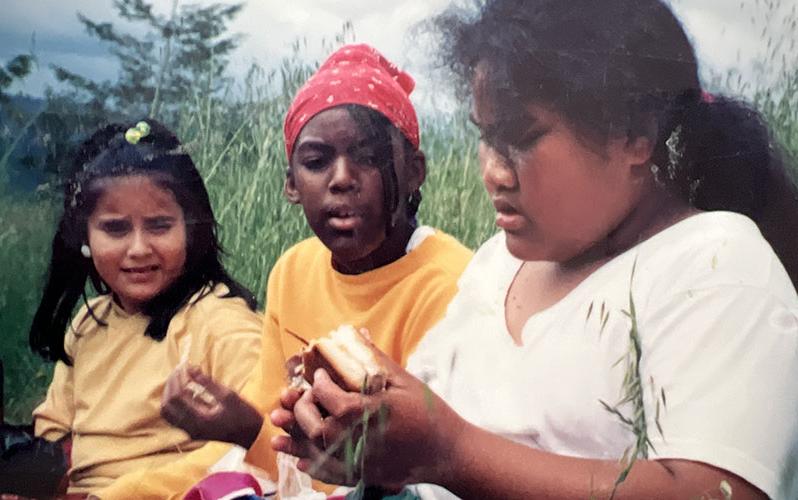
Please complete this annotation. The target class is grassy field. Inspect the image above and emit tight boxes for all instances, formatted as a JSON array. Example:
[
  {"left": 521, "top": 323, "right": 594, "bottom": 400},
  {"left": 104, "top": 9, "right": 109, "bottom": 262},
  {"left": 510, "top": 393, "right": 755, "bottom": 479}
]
[
  {"left": 1, "top": 43, "right": 796, "bottom": 425},
  {"left": 0, "top": 77, "right": 496, "bottom": 423}
]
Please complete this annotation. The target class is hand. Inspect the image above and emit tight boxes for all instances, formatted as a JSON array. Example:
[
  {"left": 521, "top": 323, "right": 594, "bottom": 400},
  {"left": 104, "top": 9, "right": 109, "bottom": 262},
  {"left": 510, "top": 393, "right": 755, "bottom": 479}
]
[
  {"left": 270, "top": 333, "right": 466, "bottom": 488},
  {"left": 161, "top": 365, "right": 263, "bottom": 448}
]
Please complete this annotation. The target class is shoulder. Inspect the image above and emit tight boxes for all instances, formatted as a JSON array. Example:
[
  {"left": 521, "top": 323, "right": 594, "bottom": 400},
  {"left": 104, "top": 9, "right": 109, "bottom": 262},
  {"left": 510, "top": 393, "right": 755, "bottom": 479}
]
[
  {"left": 635, "top": 211, "right": 795, "bottom": 303},
  {"left": 276, "top": 237, "right": 327, "bottom": 266},
  {"left": 69, "top": 295, "right": 112, "bottom": 335},
  {"left": 181, "top": 283, "right": 263, "bottom": 339},
  {"left": 455, "top": 232, "right": 521, "bottom": 294},
  {"left": 414, "top": 230, "right": 473, "bottom": 278},
  {"left": 268, "top": 237, "right": 328, "bottom": 281}
]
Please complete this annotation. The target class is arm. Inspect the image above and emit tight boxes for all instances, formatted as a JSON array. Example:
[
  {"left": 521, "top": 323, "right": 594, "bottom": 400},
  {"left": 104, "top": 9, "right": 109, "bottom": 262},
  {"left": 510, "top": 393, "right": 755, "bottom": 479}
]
[
  {"left": 272, "top": 329, "right": 775, "bottom": 500},
  {"left": 444, "top": 421, "right": 764, "bottom": 500},
  {"left": 33, "top": 360, "right": 74, "bottom": 442}
]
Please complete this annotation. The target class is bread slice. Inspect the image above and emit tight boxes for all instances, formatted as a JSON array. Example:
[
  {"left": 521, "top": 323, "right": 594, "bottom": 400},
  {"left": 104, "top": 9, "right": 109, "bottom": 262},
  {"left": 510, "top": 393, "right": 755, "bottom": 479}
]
[{"left": 301, "top": 325, "right": 386, "bottom": 394}]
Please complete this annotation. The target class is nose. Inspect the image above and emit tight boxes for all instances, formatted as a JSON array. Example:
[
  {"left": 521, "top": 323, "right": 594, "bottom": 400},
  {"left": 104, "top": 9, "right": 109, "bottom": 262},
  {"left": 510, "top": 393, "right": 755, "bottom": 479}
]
[
  {"left": 127, "top": 228, "right": 152, "bottom": 258},
  {"left": 329, "top": 155, "right": 358, "bottom": 193},
  {"left": 479, "top": 142, "right": 516, "bottom": 192}
]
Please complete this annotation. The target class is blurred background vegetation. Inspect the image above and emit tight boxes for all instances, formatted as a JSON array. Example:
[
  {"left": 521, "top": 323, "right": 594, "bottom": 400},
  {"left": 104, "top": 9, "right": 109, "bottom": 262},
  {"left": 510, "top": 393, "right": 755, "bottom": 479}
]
[{"left": 0, "top": 0, "right": 796, "bottom": 423}]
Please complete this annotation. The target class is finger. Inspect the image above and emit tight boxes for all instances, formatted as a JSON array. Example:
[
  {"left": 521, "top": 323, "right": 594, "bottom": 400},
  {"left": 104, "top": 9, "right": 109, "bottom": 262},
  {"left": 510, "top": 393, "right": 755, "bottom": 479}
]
[
  {"left": 311, "top": 368, "right": 366, "bottom": 419},
  {"left": 280, "top": 387, "right": 303, "bottom": 410},
  {"left": 271, "top": 434, "right": 313, "bottom": 460},
  {"left": 285, "top": 354, "right": 303, "bottom": 380},
  {"left": 269, "top": 407, "right": 296, "bottom": 432},
  {"left": 293, "top": 388, "right": 325, "bottom": 441},
  {"left": 187, "top": 368, "right": 231, "bottom": 401}
]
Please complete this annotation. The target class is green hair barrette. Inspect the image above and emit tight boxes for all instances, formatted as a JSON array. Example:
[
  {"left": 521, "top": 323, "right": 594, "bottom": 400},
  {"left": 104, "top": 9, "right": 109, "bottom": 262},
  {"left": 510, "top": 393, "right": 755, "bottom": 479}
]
[{"left": 125, "top": 121, "right": 151, "bottom": 145}]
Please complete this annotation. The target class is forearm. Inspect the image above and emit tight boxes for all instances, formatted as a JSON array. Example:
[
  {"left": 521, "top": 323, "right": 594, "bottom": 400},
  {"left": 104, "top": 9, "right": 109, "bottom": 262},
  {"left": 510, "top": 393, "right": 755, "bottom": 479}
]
[{"left": 433, "top": 419, "right": 764, "bottom": 500}]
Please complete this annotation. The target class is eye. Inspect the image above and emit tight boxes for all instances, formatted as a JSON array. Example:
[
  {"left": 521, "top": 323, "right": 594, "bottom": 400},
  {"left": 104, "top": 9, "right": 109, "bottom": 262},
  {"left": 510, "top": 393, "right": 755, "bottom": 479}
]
[
  {"left": 146, "top": 217, "right": 175, "bottom": 234},
  {"left": 510, "top": 129, "right": 544, "bottom": 152},
  {"left": 98, "top": 219, "right": 131, "bottom": 236},
  {"left": 298, "top": 154, "right": 328, "bottom": 171},
  {"left": 351, "top": 150, "right": 382, "bottom": 167}
]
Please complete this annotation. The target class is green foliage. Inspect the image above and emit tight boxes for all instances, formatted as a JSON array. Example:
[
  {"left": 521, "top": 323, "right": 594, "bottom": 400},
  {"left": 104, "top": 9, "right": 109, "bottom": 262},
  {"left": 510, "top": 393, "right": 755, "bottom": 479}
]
[
  {"left": 0, "top": 38, "right": 493, "bottom": 423},
  {"left": 0, "top": 54, "right": 35, "bottom": 103},
  {"left": 0, "top": 191, "right": 58, "bottom": 422},
  {"left": 52, "top": 0, "right": 243, "bottom": 119}
]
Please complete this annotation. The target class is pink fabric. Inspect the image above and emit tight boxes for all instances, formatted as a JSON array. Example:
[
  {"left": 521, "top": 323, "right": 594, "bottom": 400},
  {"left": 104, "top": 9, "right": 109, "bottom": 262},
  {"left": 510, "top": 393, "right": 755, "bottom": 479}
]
[
  {"left": 183, "top": 471, "right": 263, "bottom": 500},
  {"left": 283, "top": 43, "right": 419, "bottom": 160}
]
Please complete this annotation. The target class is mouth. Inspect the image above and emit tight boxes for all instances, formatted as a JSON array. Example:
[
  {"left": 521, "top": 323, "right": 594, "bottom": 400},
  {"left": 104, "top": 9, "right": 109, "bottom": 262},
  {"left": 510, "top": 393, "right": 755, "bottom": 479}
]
[
  {"left": 492, "top": 198, "right": 526, "bottom": 231},
  {"left": 326, "top": 206, "right": 362, "bottom": 232},
  {"left": 122, "top": 265, "right": 160, "bottom": 280}
]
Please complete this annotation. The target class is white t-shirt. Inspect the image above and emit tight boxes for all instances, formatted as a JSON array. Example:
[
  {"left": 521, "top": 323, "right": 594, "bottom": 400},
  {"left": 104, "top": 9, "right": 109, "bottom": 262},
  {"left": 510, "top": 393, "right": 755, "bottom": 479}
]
[{"left": 407, "top": 211, "right": 798, "bottom": 499}]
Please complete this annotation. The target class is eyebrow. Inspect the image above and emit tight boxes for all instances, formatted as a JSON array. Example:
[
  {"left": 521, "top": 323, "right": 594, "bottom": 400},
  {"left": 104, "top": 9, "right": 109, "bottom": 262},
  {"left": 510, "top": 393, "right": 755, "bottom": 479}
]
[{"left": 293, "top": 141, "right": 332, "bottom": 153}]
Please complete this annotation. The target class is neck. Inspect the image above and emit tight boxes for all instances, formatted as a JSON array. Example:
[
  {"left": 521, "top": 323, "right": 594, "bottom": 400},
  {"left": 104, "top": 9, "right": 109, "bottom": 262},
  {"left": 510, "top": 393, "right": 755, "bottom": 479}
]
[
  {"left": 332, "top": 220, "right": 416, "bottom": 275},
  {"left": 560, "top": 181, "right": 697, "bottom": 273}
]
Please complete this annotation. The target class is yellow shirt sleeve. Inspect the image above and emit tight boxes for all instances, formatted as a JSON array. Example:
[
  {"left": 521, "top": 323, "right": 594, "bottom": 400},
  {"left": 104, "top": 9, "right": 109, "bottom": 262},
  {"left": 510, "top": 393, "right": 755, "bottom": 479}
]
[
  {"left": 33, "top": 359, "right": 74, "bottom": 442},
  {"left": 33, "top": 319, "right": 82, "bottom": 442}
]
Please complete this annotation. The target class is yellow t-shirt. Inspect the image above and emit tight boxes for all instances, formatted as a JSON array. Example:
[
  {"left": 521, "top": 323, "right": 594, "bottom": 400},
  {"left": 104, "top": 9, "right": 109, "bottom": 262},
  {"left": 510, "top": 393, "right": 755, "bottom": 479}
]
[
  {"left": 33, "top": 284, "right": 262, "bottom": 494},
  {"left": 101, "top": 230, "right": 472, "bottom": 499},
  {"left": 243, "top": 230, "right": 472, "bottom": 479}
]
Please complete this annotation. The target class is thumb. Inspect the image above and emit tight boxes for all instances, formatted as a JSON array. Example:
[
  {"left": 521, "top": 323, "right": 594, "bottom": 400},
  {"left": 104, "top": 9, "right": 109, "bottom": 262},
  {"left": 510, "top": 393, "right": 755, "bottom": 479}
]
[{"left": 187, "top": 367, "right": 231, "bottom": 400}]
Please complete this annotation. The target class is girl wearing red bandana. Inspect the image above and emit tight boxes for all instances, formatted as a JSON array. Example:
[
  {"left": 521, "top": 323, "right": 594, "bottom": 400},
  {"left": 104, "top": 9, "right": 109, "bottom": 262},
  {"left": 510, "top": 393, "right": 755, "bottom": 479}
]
[{"left": 96, "top": 44, "right": 472, "bottom": 499}]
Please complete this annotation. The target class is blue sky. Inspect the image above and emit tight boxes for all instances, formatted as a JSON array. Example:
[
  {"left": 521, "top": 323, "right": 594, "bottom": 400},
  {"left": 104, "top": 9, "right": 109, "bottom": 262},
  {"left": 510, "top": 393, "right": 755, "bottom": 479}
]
[{"left": 2, "top": 0, "right": 795, "bottom": 110}]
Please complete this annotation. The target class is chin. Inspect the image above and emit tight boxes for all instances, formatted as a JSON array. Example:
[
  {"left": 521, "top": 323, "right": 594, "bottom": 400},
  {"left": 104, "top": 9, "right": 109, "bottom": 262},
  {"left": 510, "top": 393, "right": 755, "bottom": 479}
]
[{"left": 504, "top": 233, "right": 554, "bottom": 262}]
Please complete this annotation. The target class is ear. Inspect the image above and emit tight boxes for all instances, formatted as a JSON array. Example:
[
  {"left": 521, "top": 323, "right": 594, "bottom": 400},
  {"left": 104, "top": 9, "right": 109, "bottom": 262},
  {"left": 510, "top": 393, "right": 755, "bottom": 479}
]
[
  {"left": 406, "top": 149, "right": 427, "bottom": 194},
  {"left": 626, "top": 134, "right": 655, "bottom": 165},
  {"left": 283, "top": 167, "right": 301, "bottom": 204}
]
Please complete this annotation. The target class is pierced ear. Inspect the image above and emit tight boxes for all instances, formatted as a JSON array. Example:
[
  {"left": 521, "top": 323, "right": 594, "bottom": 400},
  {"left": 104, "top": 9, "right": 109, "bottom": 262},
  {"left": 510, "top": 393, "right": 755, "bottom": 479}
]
[{"left": 283, "top": 168, "right": 301, "bottom": 204}]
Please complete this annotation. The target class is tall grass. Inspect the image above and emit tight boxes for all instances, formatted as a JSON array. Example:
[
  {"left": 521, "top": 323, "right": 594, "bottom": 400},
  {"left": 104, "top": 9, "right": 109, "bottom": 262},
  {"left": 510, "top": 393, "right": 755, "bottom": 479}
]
[
  {"left": 0, "top": 50, "right": 492, "bottom": 423},
  {"left": 0, "top": 192, "right": 58, "bottom": 422},
  {"left": 1, "top": 17, "right": 796, "bottom": 425}
]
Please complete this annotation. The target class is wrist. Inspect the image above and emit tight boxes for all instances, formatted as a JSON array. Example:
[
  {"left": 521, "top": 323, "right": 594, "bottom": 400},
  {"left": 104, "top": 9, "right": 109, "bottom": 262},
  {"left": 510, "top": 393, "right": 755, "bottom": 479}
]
[
  {"left": 420, "top": 401, "right": 470, "bottom": 487},
  {"left": 232, "top": 409, "right": 263, "bottom": 449}
]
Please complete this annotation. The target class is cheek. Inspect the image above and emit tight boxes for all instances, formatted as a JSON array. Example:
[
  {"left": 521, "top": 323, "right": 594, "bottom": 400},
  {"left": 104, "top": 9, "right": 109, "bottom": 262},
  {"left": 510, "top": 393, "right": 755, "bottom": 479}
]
[{"left": 163, "top": 230, "right": 188, "bottom": 272}]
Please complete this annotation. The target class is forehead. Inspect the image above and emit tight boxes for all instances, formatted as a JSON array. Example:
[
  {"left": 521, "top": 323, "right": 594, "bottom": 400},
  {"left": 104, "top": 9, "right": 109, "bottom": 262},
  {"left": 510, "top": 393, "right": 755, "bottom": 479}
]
[
  {"left": 91, "top": 175, "right": 181, "bottom": 214},
  {"left": 294, "top": 107, "right": 366, "bottom": 146}
]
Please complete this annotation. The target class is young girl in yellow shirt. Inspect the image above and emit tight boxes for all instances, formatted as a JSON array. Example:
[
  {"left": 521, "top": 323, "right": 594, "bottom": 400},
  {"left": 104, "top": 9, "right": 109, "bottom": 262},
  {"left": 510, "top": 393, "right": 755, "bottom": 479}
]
[{"left": 26, "top": 119, "right": 262, "bottom": 497}]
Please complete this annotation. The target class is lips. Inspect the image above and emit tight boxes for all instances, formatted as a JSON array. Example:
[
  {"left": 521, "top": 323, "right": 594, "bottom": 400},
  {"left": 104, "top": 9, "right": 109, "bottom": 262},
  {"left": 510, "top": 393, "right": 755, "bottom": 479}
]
[
  {"left": 492, "top": 198, "right": 526, "bottom": 231},
  {"left": 122, "top": 265, "right": 159, "bottom": 282},
  {"left": 326, "top": 205, "right": 362, "bottom": 232}
]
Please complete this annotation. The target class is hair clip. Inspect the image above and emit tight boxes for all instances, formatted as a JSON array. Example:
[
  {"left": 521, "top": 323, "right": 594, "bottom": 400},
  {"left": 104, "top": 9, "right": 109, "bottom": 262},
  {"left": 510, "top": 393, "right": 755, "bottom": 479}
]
[{"left": 125, "top": 121, "right": 151, "bottom": 145}]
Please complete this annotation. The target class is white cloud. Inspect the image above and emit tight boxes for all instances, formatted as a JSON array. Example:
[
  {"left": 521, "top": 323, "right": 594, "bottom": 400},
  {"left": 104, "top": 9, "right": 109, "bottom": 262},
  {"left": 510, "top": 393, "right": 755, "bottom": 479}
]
[{"left": 4, "top": 0, "right": 796, "bottom": 102}]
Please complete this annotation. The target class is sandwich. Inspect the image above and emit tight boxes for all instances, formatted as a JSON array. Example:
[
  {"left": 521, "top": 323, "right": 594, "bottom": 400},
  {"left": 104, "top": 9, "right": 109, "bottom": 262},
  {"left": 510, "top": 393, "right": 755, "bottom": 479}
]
[{"left": 289, "top": 325, "right": 387, "bottom": 394}]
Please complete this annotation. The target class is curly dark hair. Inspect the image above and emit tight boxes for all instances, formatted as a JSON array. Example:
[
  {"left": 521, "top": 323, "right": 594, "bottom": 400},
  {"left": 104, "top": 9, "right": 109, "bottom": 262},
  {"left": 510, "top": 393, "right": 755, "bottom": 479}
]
[
  {"left": 30, "top": 119, "right": 257, "bottom": 364},
  {"left": 436, "top": 0, "right": 798, "bottom": 284}
]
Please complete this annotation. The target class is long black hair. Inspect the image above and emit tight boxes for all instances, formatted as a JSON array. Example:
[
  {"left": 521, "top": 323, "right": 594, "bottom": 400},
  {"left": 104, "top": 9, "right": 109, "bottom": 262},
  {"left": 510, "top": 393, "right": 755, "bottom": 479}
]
[
  {"left": 436, "top": 0, "right": 798, "bottom": 285},
  {"left": 30, "top": 119, "right": 257, "bottom": 364}
]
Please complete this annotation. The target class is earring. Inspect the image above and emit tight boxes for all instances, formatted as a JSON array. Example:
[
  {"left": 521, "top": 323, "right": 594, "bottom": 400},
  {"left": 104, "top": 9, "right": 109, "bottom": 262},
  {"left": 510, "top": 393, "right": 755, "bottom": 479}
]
[{"left": 80, "top": 244, "right": 92, "bottom": 258}]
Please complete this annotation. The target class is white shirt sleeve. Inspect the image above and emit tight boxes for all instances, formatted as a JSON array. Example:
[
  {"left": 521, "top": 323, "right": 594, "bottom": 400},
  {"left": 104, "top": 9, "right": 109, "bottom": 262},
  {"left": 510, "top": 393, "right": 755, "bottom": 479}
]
[{"left": 641, "top": 284, "right": 798, "bottom": 499}]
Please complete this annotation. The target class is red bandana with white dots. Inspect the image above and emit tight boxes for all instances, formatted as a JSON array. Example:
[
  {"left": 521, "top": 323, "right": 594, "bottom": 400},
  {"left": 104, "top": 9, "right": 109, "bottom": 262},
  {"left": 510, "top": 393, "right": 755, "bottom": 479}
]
[{"left": 283, "top": 43, "right": 420, "bottom": 161}]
